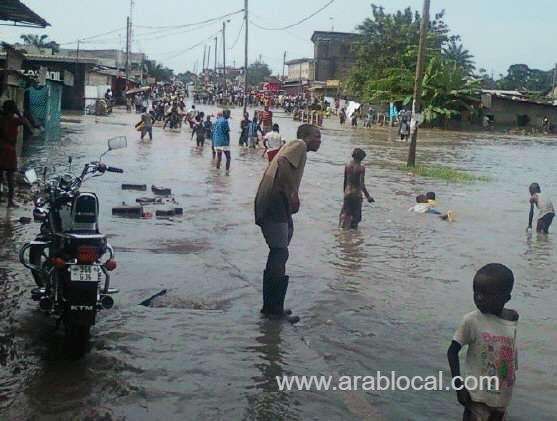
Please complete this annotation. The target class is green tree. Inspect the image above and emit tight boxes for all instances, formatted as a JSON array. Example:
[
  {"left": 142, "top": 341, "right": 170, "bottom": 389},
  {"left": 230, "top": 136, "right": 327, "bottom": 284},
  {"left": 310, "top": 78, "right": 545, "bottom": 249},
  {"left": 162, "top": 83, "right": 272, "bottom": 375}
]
[
  {"left": 20, "top": 34, "right": 59, "bottom": 54},
  {"left": 145, "top": 60, "right": 174, "bottom": 82},
  {"left": 246, "top": 61, "right": 272, "bottom": 87},
  {"left": 347, "top": 4, "right": 478, "bottom": 125},
  {"left": 348, "top": 4, "right": 456, "bottom": 96},
  {"left": 176, "top": 71, "right": 196, "bottom": 84},
  {"left": 442, "top": 39, "right": 475, "bottom": 75},
  {"left": 420, "top": 55, "right": 480, "bottom": 124},
  {"left": 496, "top": 64, "right": 552, "bottom": 92}
]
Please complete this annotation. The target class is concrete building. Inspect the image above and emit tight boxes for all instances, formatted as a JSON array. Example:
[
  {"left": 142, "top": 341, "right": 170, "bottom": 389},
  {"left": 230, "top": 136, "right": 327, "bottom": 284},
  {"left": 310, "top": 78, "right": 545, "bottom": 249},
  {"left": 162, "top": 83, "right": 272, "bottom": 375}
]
[
  {"left": 311, "top": 31, "right": 361, "bottom": 82},
  {"left": 282, "top": 58, "right": 314, "bottom": 96},
  {"left": 58, "top": 48, "right": 146, "bottom": 82},
  {"left": 285, "top": 58, "right": 315, "bottom": 82}
]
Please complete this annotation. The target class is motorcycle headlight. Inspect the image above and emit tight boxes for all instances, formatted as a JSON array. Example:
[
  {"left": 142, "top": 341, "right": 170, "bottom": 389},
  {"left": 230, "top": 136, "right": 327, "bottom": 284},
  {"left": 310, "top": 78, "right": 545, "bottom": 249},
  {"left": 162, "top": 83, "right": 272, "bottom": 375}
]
[{"left": 60, "top": 174, "right": 73, "bottom": 189}]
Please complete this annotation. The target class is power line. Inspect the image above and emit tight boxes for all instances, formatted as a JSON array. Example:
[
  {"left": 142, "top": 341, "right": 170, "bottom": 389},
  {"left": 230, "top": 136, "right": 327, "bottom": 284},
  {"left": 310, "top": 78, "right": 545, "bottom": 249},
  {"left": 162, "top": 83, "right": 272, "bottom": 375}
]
[
  {"left": 133, "top": 23, "right": 220, "bottom": 42},
  {"left": 157, "top": 31, "right": 221, "bottom": 62},
  {"left": 64, "top": 22, "right": 220, "bottom": 48},
  {"left": 227, "top": 20, "right": 244, "bottom": 50},
  {"left": 58, "top": 10, "right": 243, "bottom": 47},
  {"left": 250, "top": 0, "right": 335, "bottom": 31},
  {"left": 135, "top": 9, "right": 243, "bottom": 30},
  {"left": 59, "top": 27, "right": 125, "bottom": 45}
]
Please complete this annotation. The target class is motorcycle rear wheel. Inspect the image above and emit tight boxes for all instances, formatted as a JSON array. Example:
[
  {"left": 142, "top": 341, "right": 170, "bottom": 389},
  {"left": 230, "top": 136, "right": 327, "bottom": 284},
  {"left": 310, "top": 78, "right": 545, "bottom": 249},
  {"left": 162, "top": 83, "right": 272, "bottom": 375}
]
[{"left": 65, "top": 324, "right": 91, "bottom": 357}]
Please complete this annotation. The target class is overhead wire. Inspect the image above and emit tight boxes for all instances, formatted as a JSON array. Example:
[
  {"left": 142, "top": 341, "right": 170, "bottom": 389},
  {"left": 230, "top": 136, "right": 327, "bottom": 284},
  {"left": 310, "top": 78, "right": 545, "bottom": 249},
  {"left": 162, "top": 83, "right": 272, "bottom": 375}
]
[
  {"left": 135, "top": 9, "right": 243, "bottom": 30},
  {"left": 227, "top": 20, "right": 244, "bottom": 50},
  {"left": 249, "top": 0, "right": 335, "bottom": 31},
  {"left": 156, "top": 31, "right": 221, "bottom": 62},
  {"left": 59, "top": 26, "right": 125, "bottom": 45},
  {"left": 57, "top": 9, "right": 243, "bottom": 47}
]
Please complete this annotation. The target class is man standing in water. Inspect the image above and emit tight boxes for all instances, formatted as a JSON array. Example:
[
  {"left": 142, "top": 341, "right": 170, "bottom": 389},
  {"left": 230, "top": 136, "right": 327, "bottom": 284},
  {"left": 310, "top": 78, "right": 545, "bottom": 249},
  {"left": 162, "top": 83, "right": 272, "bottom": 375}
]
[
  {"left": 213, "top": 109, "right": 231, "bottom": 174},
  {"left": 254, "top": 124, "right": 322, "bottom": 322},
  {"left": 140, "top": 108, "right": 153, "bottom": 141}
]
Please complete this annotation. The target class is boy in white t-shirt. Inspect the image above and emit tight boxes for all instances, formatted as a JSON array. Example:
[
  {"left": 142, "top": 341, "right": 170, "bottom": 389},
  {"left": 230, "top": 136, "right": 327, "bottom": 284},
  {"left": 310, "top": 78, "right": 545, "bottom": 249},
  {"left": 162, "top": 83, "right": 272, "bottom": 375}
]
[
  {"left": 448, "top": 263, "right": 519, "bottom": 421},
  {"left": 263, "top": 123, "right": 285, "bottom": 161}
]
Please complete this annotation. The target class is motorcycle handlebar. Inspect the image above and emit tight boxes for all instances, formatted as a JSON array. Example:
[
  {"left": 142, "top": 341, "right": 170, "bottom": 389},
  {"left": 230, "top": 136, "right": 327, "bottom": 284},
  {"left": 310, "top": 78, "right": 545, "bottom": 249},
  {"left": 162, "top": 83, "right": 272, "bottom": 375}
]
[{"left": 106, "top": 166, "right": 124, "bottom": 173}]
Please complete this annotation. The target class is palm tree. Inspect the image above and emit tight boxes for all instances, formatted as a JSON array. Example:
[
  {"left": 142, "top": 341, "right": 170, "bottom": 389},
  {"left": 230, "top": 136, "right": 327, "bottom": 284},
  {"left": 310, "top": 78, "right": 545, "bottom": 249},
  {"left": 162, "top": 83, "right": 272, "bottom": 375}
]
[
  {"left": 144, "top": 60, "right": 174, "bottom": 82},
  {"left": 20, "top": 34, "right": 60, "bottom": 54},
  {"left": 442, "top": 40, "right": 475, "bottom": 75}
]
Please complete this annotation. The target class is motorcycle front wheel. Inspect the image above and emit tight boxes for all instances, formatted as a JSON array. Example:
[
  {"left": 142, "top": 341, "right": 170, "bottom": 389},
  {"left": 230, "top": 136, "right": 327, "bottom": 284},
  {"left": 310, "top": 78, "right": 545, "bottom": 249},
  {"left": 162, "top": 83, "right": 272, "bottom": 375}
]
[{"left": 29, "top": 243, "right": 50, "bottom": 287}]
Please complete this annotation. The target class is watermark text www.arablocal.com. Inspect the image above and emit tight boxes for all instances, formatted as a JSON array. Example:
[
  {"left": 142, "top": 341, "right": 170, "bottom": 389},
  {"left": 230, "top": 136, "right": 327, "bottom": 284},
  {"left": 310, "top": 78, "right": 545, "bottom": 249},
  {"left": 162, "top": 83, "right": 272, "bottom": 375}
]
[{"left": 276, "top": 372, "right": 499, "bottom": 392}]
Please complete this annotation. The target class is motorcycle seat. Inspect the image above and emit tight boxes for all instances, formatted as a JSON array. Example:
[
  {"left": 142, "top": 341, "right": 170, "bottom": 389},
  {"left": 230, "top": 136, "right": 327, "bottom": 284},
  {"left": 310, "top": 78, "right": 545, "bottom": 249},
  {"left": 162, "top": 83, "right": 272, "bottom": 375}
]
[{"left": 59, "top": 231, "right": 106, "bottom": 240}]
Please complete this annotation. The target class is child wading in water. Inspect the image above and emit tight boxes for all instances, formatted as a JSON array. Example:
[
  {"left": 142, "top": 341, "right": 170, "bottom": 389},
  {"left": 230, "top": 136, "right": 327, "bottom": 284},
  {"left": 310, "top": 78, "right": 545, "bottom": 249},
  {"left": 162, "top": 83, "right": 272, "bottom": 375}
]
[
  {"left": 339, "top": 148, "right": 374, "bottom": 229},
  {"left": 447, "top": 263, "right": 519, "bottom": 421},
  {"left": 527, "top": 182, "right": 555, "bottom": 233}
]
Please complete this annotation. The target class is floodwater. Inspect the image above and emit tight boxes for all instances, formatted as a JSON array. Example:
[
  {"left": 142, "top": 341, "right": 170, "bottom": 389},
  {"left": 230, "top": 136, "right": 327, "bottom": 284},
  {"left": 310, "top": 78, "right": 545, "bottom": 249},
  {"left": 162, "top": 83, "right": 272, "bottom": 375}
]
[{"left": 1, "top": 107, "right": 556, "bottom": 420}]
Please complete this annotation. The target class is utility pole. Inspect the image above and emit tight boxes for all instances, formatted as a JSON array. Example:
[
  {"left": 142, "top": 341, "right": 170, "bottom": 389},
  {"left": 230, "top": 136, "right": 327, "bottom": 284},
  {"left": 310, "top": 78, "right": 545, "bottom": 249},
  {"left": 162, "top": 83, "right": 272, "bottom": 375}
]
[
  {"left": 126, "top": 0, "right": 134, "bottom": 89},
  {"left": 222, "top": 21, "right": 227, "bottom": 91},
  {"left": 299, "top": 61, "right": 303, "bottom": 97},
  {"left": 406, "top": 0, "right": 430, "bottom": 168},
  {"left": 214, "top": 37, "right": 218, "bottom": 75},
  {"left": 552, "top": 62, "right": 557, "bottom": 101},
  {"left": 202, "top": 45, "right": 207, "bottom": 73},
  {"left": 207, "top": 45, "right": 211, "bottom": 74},
  {"left": 282, "top": 51, "right": 287, "bottom": 80},
  {"left": 243, "top": 0, "right": 249, "bottom": 114},
  {"left": 76, "top": 39, "right": 80, "bottom": 107},
  {"left": 125, "top": 16, "right": 130, "bottom": 90}
]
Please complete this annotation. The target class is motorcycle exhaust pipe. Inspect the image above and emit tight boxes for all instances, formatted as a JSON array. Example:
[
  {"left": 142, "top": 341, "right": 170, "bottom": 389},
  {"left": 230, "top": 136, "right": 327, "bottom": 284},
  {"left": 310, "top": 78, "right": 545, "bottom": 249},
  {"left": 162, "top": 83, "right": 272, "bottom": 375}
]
[{"left": 100, "top": 295, "right": 114, "bottom": 309}]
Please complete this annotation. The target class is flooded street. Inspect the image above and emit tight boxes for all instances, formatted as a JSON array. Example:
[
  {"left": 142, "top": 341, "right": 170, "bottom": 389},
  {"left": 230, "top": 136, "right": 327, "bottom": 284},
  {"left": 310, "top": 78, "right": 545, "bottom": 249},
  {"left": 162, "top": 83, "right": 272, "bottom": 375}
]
[{"left": 1, "top": 107, "right": 556, "bottom": 420}]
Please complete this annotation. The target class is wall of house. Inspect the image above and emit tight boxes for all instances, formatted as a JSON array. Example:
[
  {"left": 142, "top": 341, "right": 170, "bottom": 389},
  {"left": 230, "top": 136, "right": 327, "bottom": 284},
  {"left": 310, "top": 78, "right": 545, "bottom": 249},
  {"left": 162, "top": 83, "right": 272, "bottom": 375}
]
[
  {"left": 313, "top": 37, "right": 358, "bottom": 81},
  {"left": 490, "top": 97, "right": 557, "bottom": 127},
  {"left": 287, "top": 62, "right": 314, "bottom": 81},
  {"left": 87, "top": 71, "right": 111, "bottom": 86}
]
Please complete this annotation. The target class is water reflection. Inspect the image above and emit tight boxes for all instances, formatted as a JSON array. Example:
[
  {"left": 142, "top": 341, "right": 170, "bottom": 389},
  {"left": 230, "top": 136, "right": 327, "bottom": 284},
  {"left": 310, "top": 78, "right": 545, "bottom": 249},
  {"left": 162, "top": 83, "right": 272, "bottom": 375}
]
[
  {"left": 523, "top": 233, "right": 554, "bottom": 290},
  {"left": 244, "top": 320, "right": 299, "bottom": 421},
  {"left": 332, "top": 229, "right": 367, "bottom": 277}
]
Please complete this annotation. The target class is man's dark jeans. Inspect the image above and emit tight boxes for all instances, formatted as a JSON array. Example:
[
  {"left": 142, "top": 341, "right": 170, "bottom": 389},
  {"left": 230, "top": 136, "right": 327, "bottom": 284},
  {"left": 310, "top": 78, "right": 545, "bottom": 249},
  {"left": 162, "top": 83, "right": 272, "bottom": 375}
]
[{"left": 261, "top": 217, "right": 293, "bottom": 279}]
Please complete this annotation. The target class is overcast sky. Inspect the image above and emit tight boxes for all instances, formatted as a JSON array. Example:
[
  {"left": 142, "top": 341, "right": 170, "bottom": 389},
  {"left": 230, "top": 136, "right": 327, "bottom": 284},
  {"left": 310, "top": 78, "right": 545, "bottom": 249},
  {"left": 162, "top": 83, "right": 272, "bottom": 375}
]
[{"left": 1, "top": 0, "right": 555, "bottom": 77}]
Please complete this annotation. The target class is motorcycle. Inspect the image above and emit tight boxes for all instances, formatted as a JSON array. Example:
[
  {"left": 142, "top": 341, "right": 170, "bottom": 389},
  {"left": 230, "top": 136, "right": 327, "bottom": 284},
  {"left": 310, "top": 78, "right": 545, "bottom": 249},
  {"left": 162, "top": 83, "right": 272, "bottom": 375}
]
[{"left": 19, "top": 136, "right": 127, "bottom": 355}]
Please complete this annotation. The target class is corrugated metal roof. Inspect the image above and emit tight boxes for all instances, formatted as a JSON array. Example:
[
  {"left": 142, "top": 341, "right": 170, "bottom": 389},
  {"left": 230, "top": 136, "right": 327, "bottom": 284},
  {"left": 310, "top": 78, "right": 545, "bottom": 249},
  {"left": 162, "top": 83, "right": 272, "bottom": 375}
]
[
  {"left": 285, "top": 58, "right": 314, "bottom": 66},
  {"left": 0, "top": 52, "right": 98, "bottom": 64},
  {"left": 0, "top": 0, "right": 49, "bottom": 28}
]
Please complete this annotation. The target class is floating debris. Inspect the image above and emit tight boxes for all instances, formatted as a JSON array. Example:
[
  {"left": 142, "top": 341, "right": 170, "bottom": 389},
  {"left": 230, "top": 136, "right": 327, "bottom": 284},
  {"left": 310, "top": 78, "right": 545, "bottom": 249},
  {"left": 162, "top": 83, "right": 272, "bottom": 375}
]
[
  {"left": 112, "top": 205, "right": 143, "bottom": 217},
  {"left": 151, "top": 185, "right": 172, "bottom": 196},
  {"left": 122, "top": 183, "right": 147, "bottom": 191},
  {"left": 135, "top": 197, "right": 163, "bottom": 205},
  {"left": 139, "top": 289, "right": 168, "bottom": 307}
]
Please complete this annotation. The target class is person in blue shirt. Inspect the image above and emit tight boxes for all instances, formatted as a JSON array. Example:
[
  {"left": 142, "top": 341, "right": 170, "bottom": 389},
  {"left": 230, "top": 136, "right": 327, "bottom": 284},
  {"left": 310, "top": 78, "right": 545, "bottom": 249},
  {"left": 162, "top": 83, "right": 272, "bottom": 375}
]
[
  {"left": 248, "top": 112, "right": 263, "bottom": 149},
  {"left": 213, "top": 109, "right": 231, "bottom": 173}
]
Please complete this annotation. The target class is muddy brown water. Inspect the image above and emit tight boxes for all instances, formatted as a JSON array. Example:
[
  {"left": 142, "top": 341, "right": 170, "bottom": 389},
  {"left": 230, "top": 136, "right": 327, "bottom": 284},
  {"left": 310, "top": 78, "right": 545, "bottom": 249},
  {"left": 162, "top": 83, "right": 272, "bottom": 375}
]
[{"left": 1, "top": 108, "right": 556, "bottom": 420}]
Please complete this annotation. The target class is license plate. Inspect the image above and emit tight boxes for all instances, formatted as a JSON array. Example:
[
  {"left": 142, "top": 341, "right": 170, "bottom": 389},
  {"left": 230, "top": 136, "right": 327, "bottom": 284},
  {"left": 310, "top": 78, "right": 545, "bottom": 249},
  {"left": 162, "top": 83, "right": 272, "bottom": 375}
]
[{"left": 70, "top": 265, "right": 102, "bottom": 282}]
